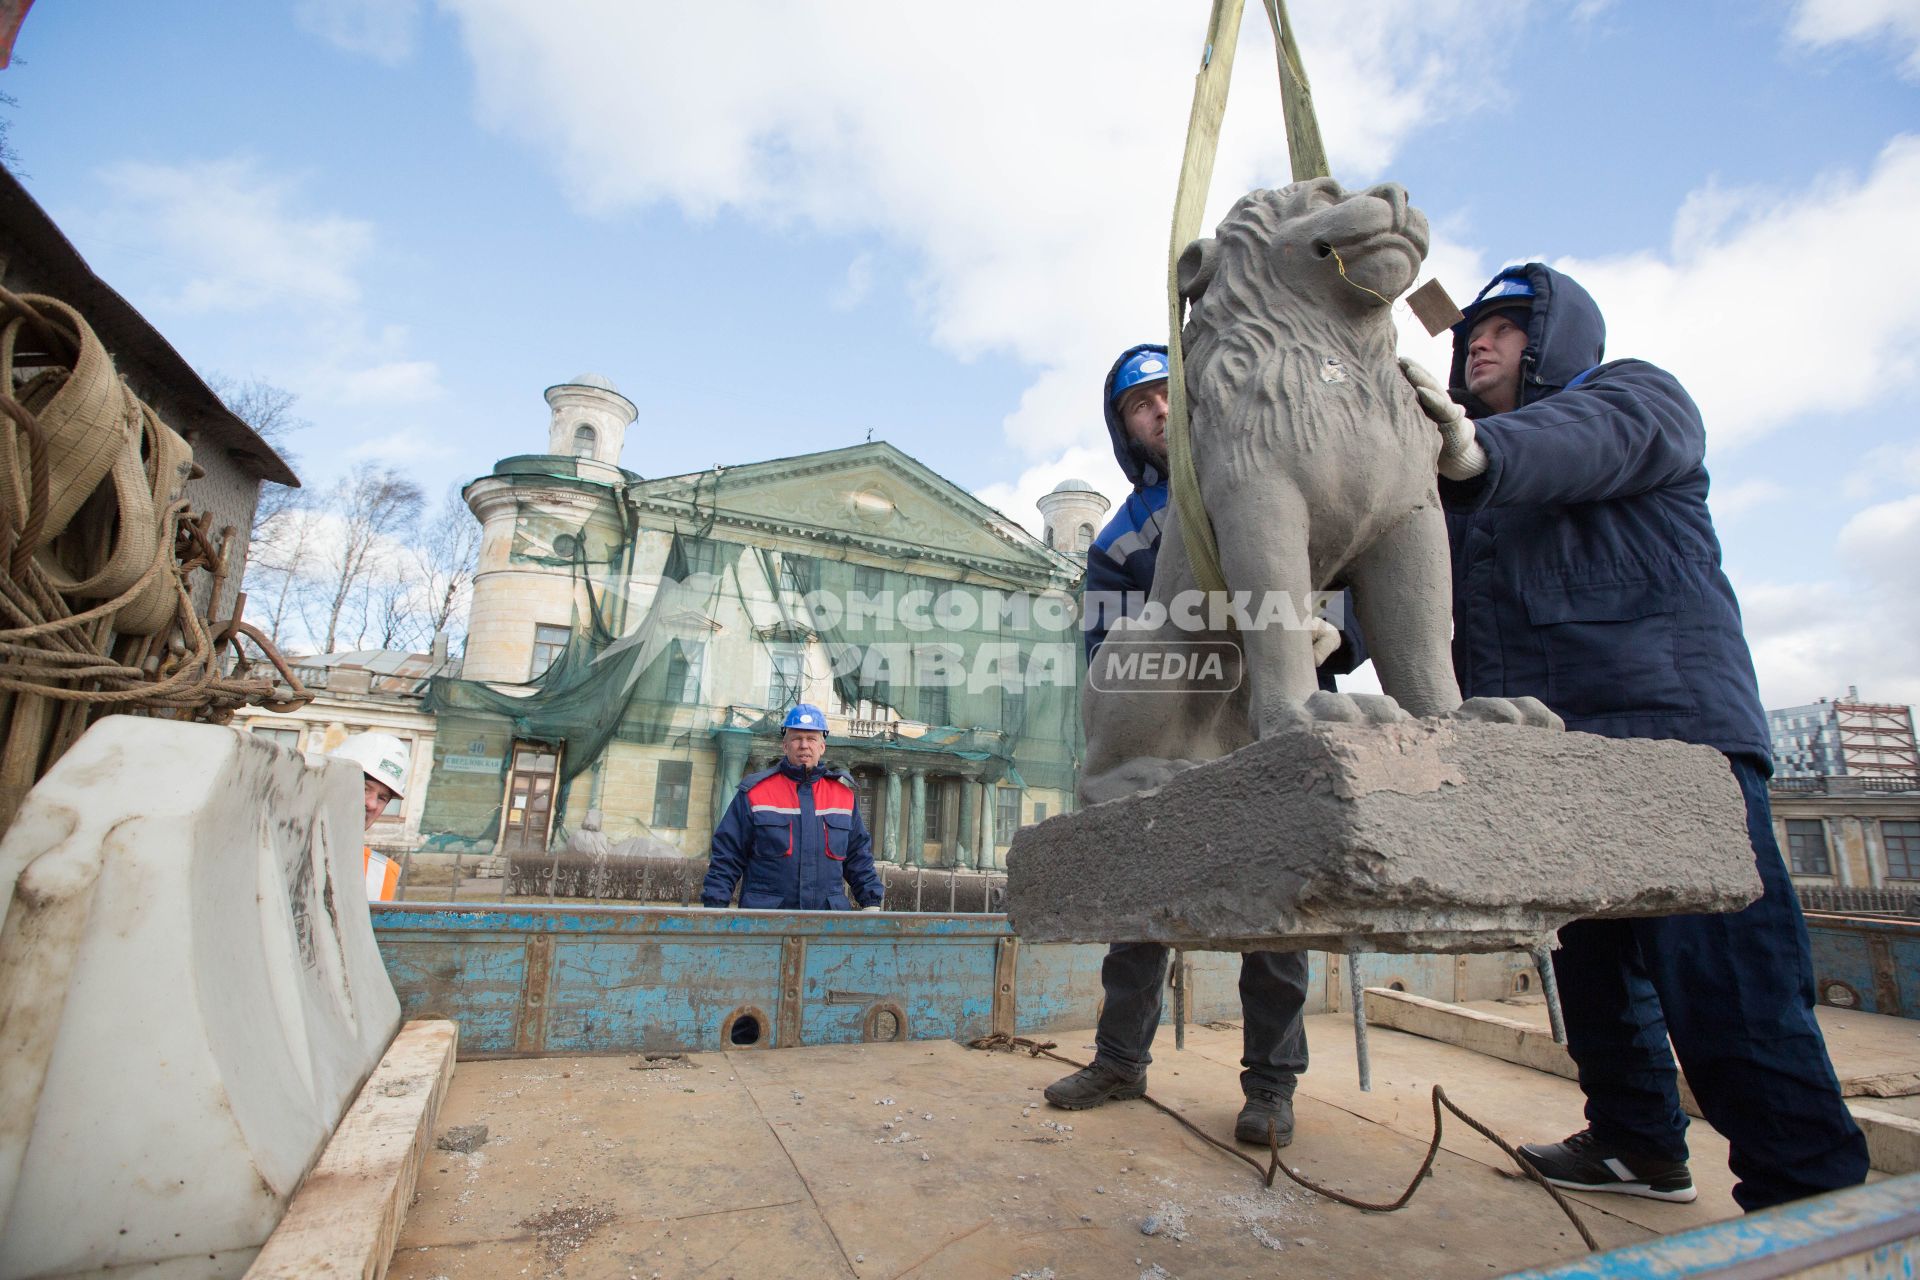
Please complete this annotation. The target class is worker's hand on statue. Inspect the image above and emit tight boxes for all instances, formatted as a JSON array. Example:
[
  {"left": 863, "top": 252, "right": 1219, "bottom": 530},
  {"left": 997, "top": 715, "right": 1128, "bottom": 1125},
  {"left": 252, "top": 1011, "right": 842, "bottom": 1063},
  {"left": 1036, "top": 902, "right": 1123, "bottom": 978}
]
[
  {"left": 1399, "top": 356, "right": 1488, "bottom": 482},
  {"left": 1309, "top": 615, "right": 1341, "bottom": 666},
  {"left": 860, "top": 904, "right": 883, "bottom": 912}
]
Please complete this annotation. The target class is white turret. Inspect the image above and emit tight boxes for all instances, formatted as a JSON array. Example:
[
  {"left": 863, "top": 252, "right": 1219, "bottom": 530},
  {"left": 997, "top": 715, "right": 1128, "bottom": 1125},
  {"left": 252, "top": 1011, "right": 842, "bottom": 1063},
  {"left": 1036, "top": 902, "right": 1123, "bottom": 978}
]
[
  {"left": 1035, "top": 478, "right": 1110, "bottom": 556},
  {"left": 544, "top": 373, "right": 637, "bottom": 467}
]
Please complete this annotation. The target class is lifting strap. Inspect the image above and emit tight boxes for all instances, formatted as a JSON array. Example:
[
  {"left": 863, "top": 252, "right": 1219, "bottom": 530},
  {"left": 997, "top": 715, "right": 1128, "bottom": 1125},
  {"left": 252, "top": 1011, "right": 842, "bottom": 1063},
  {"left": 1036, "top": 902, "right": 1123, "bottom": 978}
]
[{"left": 1163, "top": 0, "right": 1330, "bottom": 598}]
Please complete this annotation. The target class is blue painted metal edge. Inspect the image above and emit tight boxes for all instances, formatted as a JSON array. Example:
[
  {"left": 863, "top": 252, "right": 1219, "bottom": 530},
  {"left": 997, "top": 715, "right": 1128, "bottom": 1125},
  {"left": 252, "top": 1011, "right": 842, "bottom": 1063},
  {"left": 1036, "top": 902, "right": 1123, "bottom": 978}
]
[
  {"left": 373, "top": 901, "right": 1015, "bottom": 939},
  {"left": 1499, "top": 1173, "right": 1920, "bottom": 1278}
]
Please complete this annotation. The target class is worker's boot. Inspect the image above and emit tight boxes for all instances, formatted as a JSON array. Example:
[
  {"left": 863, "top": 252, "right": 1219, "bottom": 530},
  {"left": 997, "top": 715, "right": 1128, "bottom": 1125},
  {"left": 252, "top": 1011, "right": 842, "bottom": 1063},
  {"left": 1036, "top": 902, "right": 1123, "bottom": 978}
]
[
  {"left": 1043, "top": 1061, "right": 1147, "bottom": 1110},
  {"left": 1234, "top": 1086, "right": 1295, "bottom": 1147}
]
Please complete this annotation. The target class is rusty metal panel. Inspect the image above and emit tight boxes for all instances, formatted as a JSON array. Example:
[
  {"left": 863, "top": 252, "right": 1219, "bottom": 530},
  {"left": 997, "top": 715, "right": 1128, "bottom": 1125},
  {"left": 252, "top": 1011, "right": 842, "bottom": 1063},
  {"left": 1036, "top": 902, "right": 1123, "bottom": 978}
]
[
  {"left": 1807, "top": 914, "right": 1920, "bottom": 1018},
  {"left": 378, "top": 937, "right": 524, "bottom": 1055},
  {"left": 776, "top": 936, "right": 807, "bottom": 1048},
  {"left": 992, "top": 937, "right": 1019, "bottom": 1038},
  {"left": 514, "top": 933, "right": 554, "bottom": 1055},
  {"left": 542, "top": 937, "right": 782, "bottom": 1055}
]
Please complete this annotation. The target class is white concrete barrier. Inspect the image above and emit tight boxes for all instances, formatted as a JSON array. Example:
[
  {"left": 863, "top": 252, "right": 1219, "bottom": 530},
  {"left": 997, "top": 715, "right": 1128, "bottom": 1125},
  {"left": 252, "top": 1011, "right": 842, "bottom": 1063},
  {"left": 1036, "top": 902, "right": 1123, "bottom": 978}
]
[{"left": 0, "top": 717, "right": 400, "bottom": 1279}]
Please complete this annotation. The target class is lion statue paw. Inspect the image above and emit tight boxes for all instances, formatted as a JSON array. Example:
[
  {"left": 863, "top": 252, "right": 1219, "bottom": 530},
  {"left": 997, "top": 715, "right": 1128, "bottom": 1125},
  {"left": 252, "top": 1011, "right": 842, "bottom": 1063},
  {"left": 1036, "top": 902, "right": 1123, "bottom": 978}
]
[{"left": 1448, "top": 696, "right": 1565, "bottom": 731}]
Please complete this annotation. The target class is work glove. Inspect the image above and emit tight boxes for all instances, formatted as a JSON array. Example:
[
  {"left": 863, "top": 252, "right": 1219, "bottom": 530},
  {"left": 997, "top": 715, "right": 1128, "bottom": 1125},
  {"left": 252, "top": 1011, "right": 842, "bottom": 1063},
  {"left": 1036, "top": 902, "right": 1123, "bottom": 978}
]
[
  {"left": 859, "top": 904, "right": 883, "bottom": 912},
  {"left": 1309, "top": 615, "right": 1341, "bottom": 666},
  {"left": 1400, "top": 356, "right": 1487, "bottom": 481}
]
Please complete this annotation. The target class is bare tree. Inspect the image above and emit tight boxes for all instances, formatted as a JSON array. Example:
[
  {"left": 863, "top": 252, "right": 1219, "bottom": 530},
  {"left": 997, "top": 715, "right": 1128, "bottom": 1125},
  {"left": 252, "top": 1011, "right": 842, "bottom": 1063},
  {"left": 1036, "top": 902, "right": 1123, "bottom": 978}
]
[
  {"left": 205, "top": 373, "right": 311, "bottom": 536},
  {"left": 307, "top": 464, "right": 424, "bottom": 654},
  {"left": 412, "top": 485, "right": 480, "bottom": 651}
]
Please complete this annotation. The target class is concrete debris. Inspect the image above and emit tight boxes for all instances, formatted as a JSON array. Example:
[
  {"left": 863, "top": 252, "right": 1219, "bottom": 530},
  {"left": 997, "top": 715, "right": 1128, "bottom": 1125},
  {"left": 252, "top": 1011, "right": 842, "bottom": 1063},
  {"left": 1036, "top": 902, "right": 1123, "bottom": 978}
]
[
  {"left": 435, "top": 1123, "right": 489, "bottom": 1154},
  {"left": 1009, "top": 720, "right": 1759, "bottom": 952}
]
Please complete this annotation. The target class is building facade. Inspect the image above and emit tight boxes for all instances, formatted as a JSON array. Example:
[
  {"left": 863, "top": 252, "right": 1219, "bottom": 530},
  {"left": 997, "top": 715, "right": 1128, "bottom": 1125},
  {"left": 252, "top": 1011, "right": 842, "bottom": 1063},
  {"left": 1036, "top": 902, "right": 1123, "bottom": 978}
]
[{"left": 417, "top": 376, "right": 1090, "bottom": 867}]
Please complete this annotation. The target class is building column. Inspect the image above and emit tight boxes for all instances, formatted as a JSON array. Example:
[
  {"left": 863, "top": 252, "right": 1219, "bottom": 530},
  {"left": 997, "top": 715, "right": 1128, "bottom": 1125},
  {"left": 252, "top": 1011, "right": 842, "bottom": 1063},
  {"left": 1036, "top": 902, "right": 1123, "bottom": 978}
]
[
  {"left": 712, "top": 728, "right": 752, "bottom": 831},
  {"left": 883, "top": 768, "right": 903, "bottom": 864},
  {"left": 957, "top": 779, "right": 978, "bottom": 870},
  {"left": 907, "top": 768, "right": 927, "bottom": 869},
  {"left": 979, "top": 782, "right": 998, "bottom": 871}
]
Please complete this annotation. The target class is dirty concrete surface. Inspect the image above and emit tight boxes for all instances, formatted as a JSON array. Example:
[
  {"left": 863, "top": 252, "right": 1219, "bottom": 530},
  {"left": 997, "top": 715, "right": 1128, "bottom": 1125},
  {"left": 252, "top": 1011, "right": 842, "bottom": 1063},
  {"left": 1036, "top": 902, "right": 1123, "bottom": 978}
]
[{"left": 388, "top": 1013, "right": 1763, "bottom": 1279}]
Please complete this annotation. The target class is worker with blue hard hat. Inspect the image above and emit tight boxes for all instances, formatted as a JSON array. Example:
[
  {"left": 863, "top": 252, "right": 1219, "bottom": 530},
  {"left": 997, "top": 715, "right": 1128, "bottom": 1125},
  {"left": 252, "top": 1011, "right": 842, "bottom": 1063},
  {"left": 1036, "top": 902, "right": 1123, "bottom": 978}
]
[
  {"left": 701, "top": 703, "right": 886, "bottom": 912},
  {"left": 1048, "top": 342, "right": 1368, "bottom": 1150}
]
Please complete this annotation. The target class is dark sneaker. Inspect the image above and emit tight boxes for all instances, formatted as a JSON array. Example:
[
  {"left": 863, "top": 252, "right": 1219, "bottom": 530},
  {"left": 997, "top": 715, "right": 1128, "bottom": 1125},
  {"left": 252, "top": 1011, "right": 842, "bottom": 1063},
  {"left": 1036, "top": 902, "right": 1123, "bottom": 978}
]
[
  {"left": 1043, "top": 1061, "right": 1147, "bottom": 1110},
  {"left": 1517, "top": 1129, "right": 1697, "bottom": 1203},
  {"left": 1234, "top": 1088, "right": 1295, "bottom": 1148}
]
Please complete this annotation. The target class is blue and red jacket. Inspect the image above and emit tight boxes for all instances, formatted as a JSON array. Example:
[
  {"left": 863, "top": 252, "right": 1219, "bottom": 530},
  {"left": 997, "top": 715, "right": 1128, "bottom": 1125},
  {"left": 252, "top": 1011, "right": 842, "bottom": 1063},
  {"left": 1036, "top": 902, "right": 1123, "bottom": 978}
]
[{"left": 701, "top": 760, "right": 885, "bottom": 910}]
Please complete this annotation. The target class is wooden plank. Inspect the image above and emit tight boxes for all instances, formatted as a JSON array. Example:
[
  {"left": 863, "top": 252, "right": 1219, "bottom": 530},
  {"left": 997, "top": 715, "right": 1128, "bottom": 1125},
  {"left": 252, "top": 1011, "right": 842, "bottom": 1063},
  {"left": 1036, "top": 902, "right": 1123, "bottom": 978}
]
[
  {"left": 247, "top": 1019, "right": 458, "bottom": 1280},
  {"left": 1852, "top": 1105, "right": 1920, "bottom": 1176}
]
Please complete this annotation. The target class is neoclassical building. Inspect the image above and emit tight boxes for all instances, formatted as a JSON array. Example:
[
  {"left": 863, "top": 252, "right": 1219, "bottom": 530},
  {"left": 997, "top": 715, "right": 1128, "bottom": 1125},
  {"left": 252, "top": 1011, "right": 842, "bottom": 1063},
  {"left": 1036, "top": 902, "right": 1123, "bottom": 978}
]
[{"left": 417, "top": 376, "right": 1102, "bottom": 866}]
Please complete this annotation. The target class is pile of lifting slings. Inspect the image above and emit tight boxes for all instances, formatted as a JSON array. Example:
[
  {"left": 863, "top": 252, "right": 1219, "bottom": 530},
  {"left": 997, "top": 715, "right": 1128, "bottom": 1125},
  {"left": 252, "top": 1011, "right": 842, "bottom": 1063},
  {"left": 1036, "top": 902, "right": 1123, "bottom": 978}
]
[{"left": 0, "top": 287, "right": 307, "bottom": 816}]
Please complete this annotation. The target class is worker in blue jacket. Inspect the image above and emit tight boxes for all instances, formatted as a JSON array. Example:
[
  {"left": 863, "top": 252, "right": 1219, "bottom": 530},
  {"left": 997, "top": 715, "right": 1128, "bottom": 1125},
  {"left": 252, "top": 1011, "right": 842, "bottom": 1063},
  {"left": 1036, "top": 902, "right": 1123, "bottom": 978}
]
[
  {"left": 1047, "top": 344, "right": 1363, "bottom": 1148},
  {"left": 1408, "top": 263, "right": 1867, "bottom": 1210},
  {"left": 701, "top": 703, "right": 886, "bottom": 912}
]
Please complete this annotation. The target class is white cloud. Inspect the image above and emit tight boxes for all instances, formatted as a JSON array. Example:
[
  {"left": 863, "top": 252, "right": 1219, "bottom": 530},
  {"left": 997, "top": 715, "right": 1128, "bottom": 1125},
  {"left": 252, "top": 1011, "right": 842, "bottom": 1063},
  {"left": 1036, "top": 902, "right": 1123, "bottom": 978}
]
[
  {"left": 1787, "top": 0, "right": 1920, "bottom": 79},
  {"left": 1739, "top": 490, "right": 1920, "bottom": 709},
  {"left": 973, "top": 444, "right": 1130, "bottom": 542},
  {"left": 94, "top": 158, "right": 370, "bottom": 312},
  {"left": 1844, "top": 441, "right": 1920, "bottom": 500},
  {"left": 1555, "top": 135, "right": 1920, "bottom": 450},
  {"left": 441, "top": 0, "right": 1530, "bottom": 469},
  {"left": 79, "top": 157, "right": 446, "bottom": 447},
  {"left": 295, "top": 0, "right": 422, "bottom": 65},
  {"left": 1710, "top": 478, "right": 1788, "bottom": 521},
  {"left": 831, "top": 252, "right": 874, "bottom": 312}
]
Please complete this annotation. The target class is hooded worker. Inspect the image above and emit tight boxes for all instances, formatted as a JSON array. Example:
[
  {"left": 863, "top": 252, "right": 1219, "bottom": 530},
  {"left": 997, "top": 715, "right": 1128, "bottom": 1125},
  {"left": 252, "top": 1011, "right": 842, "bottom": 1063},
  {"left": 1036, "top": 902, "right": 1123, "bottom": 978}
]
[
  {"left": 1400, "top": 263, "right": 1869, "bottom": 1212},
  {"left": 701, "top": 703, "right": 886, "bottom": 911},
  {"left": 330, "top": 730, "right": 411, "bottom": 902}
]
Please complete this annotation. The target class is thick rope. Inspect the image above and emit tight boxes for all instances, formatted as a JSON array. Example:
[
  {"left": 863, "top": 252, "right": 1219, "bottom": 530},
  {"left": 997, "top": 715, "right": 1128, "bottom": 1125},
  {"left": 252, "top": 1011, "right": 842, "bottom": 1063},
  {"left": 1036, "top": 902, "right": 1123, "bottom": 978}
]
[
  {"left": 0, "top": 288, "right": 313, "bottom": 829},
  {"left": 966, "top": 1032, "right": 1598, "bottom": 1252}
]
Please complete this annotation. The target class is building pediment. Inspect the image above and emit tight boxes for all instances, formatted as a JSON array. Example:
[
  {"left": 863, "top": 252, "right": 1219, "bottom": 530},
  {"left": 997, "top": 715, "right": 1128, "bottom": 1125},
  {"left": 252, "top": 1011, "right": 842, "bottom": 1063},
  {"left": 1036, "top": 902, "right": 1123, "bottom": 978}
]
[{"left": 632, "top": 444, "right": 1073, "bottom": 583}]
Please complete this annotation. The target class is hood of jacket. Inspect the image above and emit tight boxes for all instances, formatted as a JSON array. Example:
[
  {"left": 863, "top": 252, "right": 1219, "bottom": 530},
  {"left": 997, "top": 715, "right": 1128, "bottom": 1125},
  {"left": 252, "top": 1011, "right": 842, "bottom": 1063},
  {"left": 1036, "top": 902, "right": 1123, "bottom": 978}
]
[
  {"left": 1103, "top": 342, "right": 1169, "bottom": 490},
  {"left": 1449, "top": 264, "right": 1606, "bottom": 417}
]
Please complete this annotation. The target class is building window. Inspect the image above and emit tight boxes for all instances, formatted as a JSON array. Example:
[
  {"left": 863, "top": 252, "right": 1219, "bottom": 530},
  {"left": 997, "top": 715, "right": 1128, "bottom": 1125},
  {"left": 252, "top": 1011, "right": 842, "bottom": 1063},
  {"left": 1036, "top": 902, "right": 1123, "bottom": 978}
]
[
  {"left": 1034, "top": 802, "right": 1048, "bottom": 823},
  {"left": 995, "top": 787, "right": 1019, "bottom": 840},
  {"left": 854, "top": 771, "right": 880, "bottom": 827},
  {"left": 778, "top": 554, "right": 808, "bottom": 595},
  {"left": 531, "top": 623, "right": 570, "bottom": 678},
  {"left": 1000, "top": 683, "right": 1025, "bottom": 733},
  {"left": 919, "top": 683, "right": 949, "bottom": 727},
  {"left": 854, "top": 564, "right": 886, "bottom": 597},
  {"left": 767, "top": 644, "right": 804, "bottom": 710},
  {"left": 924, "top": 780, "right": 944, "bottom": 844},
  {"left": 682, "top": 537, "right": 719, "bottom": 577},
  {"left": 1885, "top": 820, "right": 1920, "bottom": 880},
  {"left": 572, "top": 423, "right": 597, "bottom": 458},
  {"left": 652, "top": 760, "right": 693, "bottom": 829},
  {"left": 1076, "top": 522, "right": 1095, "bottom": 552},
  {"left": 666, "top": 639, "right": 705, "bottom": 704},
  {"left": 1784, "top": 819, "right": 1831, "bottom": 876},
  {"left": 253, "top": 725, "right": 302, "bottom": 751}
]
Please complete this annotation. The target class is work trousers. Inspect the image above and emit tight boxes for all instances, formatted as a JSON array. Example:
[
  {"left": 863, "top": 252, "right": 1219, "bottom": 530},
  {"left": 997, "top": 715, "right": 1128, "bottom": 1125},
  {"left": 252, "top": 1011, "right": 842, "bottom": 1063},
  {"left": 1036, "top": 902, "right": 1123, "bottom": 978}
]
[
  {"left": 1094, "top": 942, "right": 1308, "bottom": 1095},
  {"left": 1553, "top": 753, "right": 1869, "bottom": 1211}
]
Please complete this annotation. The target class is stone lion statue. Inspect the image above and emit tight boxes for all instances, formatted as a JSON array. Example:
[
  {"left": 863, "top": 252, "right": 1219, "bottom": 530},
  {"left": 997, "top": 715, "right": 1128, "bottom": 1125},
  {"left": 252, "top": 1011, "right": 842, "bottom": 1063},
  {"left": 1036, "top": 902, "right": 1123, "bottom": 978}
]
[{"left": 1080, "top": 178, "right": 1557, "bottom": 804}]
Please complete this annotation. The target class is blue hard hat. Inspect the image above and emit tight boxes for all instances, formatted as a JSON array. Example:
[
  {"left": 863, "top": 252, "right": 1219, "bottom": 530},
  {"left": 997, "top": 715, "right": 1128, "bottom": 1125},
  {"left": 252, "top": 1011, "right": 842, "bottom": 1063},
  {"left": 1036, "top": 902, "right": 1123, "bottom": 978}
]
[
  {"left": 1456, "top": 271, "right": 1536, "bottom": 336},
  {"left": 781, "top": 703, "right": 829, "bottom": 734},
  {"left": 1110, "top": 347, "right": 1170, "bottom": 405}
]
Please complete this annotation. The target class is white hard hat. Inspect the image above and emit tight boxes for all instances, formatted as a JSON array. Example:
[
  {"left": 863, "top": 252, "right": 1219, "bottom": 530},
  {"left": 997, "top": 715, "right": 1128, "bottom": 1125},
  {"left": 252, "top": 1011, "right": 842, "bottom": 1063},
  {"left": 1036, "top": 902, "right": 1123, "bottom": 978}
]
[{"left": 332, "top": 731, "right": 411, "bottom": 799}]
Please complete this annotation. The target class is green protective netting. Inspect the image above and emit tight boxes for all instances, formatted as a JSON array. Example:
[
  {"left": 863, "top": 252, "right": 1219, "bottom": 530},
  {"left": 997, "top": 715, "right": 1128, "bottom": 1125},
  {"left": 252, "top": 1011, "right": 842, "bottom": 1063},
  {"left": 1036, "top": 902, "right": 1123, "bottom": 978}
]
[{"left": 418, "top": 518, "right": 1085, "bottom": 851}]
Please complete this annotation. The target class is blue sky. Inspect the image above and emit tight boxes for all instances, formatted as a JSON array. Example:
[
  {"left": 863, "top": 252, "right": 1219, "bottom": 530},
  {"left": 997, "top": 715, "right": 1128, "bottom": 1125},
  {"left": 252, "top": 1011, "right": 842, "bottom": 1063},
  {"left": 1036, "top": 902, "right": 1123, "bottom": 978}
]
[{"left": 5, "top": 0, "right": 1918, "bottom": 707}]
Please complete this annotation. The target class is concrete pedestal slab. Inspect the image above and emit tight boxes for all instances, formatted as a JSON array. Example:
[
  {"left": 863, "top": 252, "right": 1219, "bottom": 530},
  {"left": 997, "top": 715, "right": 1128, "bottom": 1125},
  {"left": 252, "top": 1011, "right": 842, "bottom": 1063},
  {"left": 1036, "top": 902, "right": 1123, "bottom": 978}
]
[{"left": 1006, "top": 720, "right": 1759, "bottom": 952}]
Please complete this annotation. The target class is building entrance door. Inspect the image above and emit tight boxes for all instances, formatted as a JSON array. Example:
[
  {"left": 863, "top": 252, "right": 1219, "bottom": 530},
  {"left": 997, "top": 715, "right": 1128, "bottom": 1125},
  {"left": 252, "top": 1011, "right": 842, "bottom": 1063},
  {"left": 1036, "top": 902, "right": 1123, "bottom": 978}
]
[{"left": 501, "top": 743, "right": 562, "bottom": 853}]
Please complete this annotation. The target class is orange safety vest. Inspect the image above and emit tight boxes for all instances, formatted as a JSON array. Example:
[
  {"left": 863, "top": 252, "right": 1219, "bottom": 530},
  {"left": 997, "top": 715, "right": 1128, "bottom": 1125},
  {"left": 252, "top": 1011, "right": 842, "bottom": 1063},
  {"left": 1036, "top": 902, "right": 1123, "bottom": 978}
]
[{"left": 362, "top": 846, "right": 400, "bottom": 902}]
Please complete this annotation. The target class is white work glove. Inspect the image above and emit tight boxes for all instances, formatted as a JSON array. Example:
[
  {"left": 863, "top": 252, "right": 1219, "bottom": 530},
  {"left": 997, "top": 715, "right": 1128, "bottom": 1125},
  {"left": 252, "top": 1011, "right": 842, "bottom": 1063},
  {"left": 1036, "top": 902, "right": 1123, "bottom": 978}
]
[
  {"left": 1400, "top": 356, "right": 1487, "bottom": 482},
  {"left": 859, "top": 904, "right": 883, "bottom": 912},
  {"left": 1309, "top": 615, "right": 1341, "bottom": 666}
]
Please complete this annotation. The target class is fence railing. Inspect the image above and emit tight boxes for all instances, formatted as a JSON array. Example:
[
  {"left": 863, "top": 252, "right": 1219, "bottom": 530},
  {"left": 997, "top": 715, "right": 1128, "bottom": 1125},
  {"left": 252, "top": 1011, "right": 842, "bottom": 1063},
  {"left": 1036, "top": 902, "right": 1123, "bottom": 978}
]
[{"left": 1799, "top": 885, "right": 1920, "bottom": 917}]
